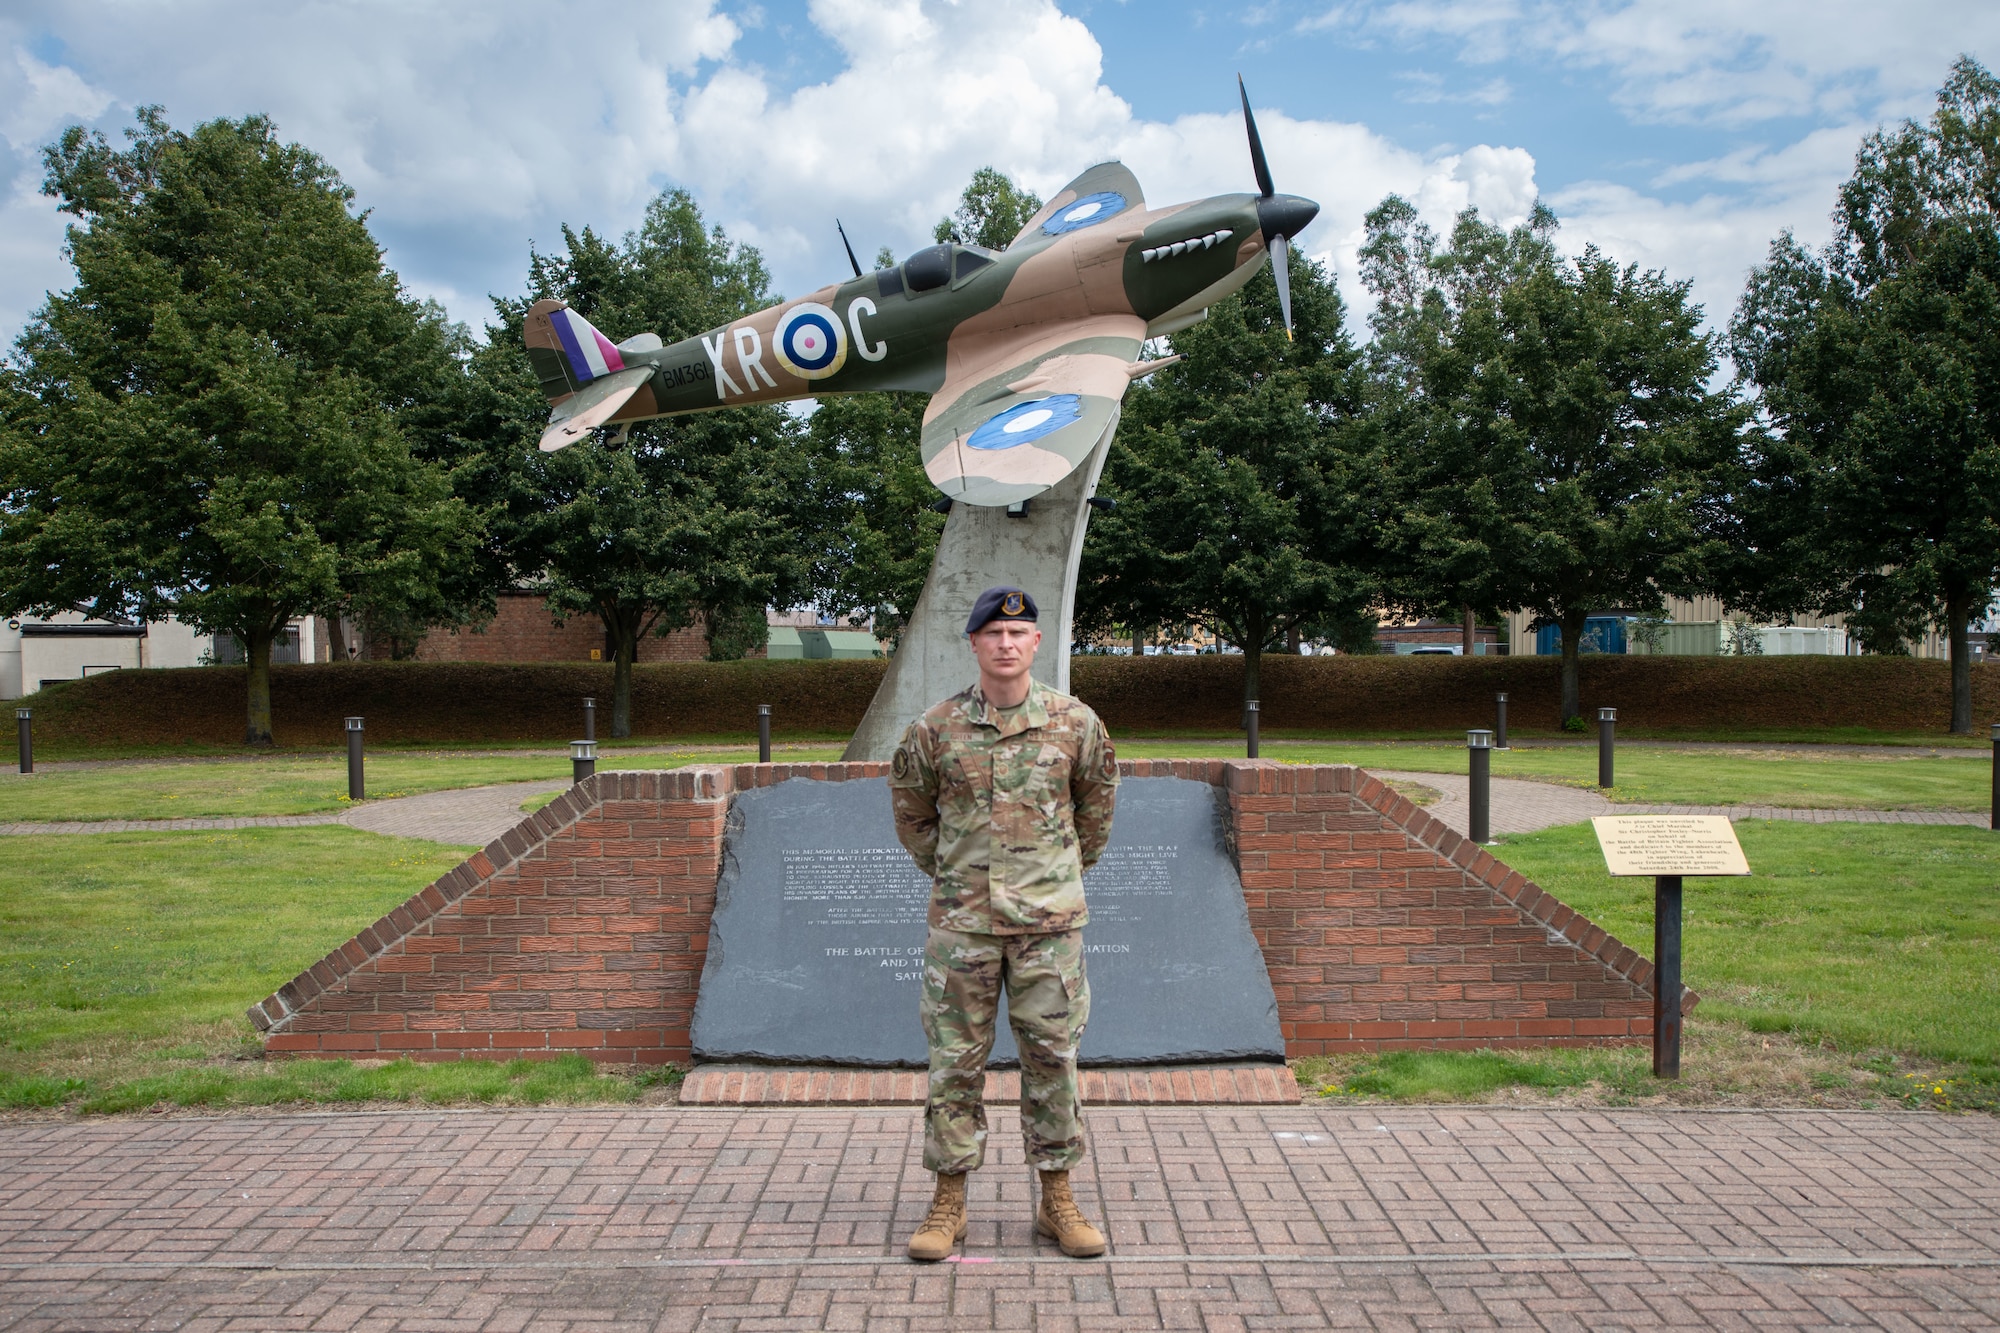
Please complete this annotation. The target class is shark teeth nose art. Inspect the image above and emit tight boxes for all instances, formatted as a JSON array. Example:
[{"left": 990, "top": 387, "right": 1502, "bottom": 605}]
[{"left": 1141, "top": 229, "right": 1233, "bottom": 262}]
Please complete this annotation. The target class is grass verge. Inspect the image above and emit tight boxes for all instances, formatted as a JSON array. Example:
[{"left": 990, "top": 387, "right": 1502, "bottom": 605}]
[{"left": 1121, "top": 739, "right": 1992, "bottom": 811}]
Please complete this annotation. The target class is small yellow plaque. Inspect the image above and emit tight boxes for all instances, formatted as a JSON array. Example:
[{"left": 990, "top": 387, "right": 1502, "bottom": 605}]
[{"left": 1591, "top": 816, "right": 1750, "bottom": 877}]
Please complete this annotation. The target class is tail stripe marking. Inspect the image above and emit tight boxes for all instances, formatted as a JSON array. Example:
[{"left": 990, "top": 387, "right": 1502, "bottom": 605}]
[{"left": 550, "top": 308, "right": 626, "bottom": 383}]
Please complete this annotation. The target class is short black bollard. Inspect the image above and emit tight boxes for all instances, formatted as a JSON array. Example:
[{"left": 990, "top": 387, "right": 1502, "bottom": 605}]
[
  {"left": 1494, "top": 693, "right": 1509, "bottom": 750},
  {"left": 1653, "top": 874, "right": 1684, "bottom": 1078},
  {"left": 345, "top": 717, "right": 365, "bottom": 801},
  {"left": 1598, "top": 707, "right": 1617, "bottom": 788},
  {"left": 757, "top": 704, "right": 772, "bottom": 763},
  {"left": 1245, "top": 700, "right": 1260, "bottom": 759},
  {"left": 1991, "top": 723, "right": 1998, "bottom": 831},
  {"left": 583, "top": 696, "right": 595, "bottom": 743},
  {"left": 1467, "top": 729, "right": 1493, "bottom": 844},
  {"left": 571, "top": 739, "right": 597, "bottom": 784},
  {"left": 16, "top": 707, "right": 31, "bottom": 775}
]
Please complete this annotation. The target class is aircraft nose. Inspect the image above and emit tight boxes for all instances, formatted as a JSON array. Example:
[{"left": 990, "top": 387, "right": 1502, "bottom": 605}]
[{"left": 1258, "top": 193, "right": 1319, "bottom": 241}]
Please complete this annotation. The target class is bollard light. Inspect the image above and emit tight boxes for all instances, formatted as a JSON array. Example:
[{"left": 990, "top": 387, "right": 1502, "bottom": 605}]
[
  {"left": 1598, "top": 707, "right": 1617, "bottom": 789},
  {"left": 1494, "top": 693, "right": 1509, "bottom": 750},
  {"left": 1467, "top": 729, "right": 1493, "bottom": 845},
  {"left": 16, "top": 707, "right": 31, "bottom": 775},
  {"left": 570, "top": 739, "right": 598, "bottom": 785},
  {"left": 1245, "top": 700, "right": 1261, "bottom": 759},
  {"left": 583, "top": 697, "right": 596, "bottom": 743},
  {"left": 345, "top": 716, "right": 365, "bottom": 801},
  {"left": 757, "top": 704, "right": 772, "bottom": 764}
]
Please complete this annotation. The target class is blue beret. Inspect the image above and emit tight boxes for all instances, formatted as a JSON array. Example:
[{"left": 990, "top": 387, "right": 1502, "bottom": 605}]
[{"left": 965, "top": 586, "right": 1038, "bottom": 634}]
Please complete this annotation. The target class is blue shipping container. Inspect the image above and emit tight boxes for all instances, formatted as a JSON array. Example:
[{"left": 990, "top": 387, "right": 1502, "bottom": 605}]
[{"left": 1534, "top": 617, "right": 1628, "bottom": 655}]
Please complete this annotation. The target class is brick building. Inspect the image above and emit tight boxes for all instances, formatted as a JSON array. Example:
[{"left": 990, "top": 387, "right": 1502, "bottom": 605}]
[{"left": 367, "top": 589, "right": 714, "bottom": 663}]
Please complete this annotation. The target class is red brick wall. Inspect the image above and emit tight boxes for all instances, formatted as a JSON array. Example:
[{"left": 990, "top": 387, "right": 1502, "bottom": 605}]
[
  {"left": 255, "top": 761, "right": 1669, "bottom": 1063},
  {"left": 386, "top": 591, "right": 716, "bottom": 664}
]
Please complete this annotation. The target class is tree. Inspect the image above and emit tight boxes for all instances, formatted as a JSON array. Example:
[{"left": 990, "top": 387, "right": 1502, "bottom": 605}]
[
  {"left": 797, "top": 389, "right": 943, "bottom": 644},
  {"left": 933, "top": 167, "right": 1042, "bottom": 249},
  {"left": 1078, "top": 255, "right": 1382, "bottom": 707},
  {"left": 468, "top": 191, "right": 809, "bottom": 736},
  {"left": 1728, "top": 57, "right": 2000, "bottom": 733},
  {"left": 0, "top": 109, "right": 478, "bottom": 744}
]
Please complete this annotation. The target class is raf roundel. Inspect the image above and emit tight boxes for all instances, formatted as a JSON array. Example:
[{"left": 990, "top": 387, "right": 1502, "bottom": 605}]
[
  {"left": 773, "top": 302, "right": 847, "bottom": 380},
  {"left": 966, "top": 394, "right": 1084, "bottom": 451},
  {"left": 1041, "top": 191, "right": 1128, "bottom": 235}
]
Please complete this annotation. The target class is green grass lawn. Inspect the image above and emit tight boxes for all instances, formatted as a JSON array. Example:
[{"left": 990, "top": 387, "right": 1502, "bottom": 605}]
[
  {"left": 0, "top": 827, "right": 678, "bottom": 1112},
  {"left": 0, "top": 745, "right": 848, "bottom": 822},
  {"left": 1122, "top": 739, "right": 1993, "bottom": 811},
  {"left": 1491, "top": 821, "right": 2000, "bottom": 1065}
]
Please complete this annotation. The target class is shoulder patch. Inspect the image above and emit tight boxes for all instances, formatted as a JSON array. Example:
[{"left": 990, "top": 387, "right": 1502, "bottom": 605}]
[{"left": 892, "top": 748, "right": 910, "bottom": 778}]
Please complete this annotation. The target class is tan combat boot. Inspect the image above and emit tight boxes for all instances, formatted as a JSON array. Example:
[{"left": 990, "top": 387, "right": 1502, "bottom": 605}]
[
  {"left": 1036, "top": 1169, "right": 1106, "bottom": 1257},
  {"left": 906, "top": 1171, "right": 968, "bottom": 1262}
]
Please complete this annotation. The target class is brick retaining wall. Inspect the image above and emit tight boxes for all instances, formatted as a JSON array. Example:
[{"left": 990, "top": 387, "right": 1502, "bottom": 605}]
[{"left": 253, "top": 761, "right": 1677, "bottom": 1062}]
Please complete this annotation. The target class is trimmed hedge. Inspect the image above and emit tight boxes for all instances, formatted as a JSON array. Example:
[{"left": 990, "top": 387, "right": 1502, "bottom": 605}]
[{"left": 17, "top": 653, "right": 1997, "bottom": 751}]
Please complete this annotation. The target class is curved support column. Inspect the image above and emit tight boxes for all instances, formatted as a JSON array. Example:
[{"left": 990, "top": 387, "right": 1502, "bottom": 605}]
[{"left": 842, "top": 414, "right": 1116, "bottom": 761}]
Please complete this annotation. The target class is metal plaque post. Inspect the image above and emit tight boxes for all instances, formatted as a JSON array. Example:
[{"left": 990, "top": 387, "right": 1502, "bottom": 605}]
[
  {"left": 1598, "top": 707, "right": 1617, "bottom": 788},
  {"left": 1467, "top": 729, "right": 1493, "bottom": 844},
  {"left": 345, "top": 717, "right": 365, "bottom": 801},
  {"left": 1653, "top": 874, "right": 1684, "bottom": 1078},
  {"left": 758, "top": 705, "right": 772, "bottom": 763}
]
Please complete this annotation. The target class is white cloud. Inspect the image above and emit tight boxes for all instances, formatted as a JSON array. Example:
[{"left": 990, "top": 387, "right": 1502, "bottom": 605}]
[
  {"left": 1328, "top": 0, "right": 2000, "bottom": 127},
  {"left": 0, "top": 0, "right": 1545, "bottom": 349}
]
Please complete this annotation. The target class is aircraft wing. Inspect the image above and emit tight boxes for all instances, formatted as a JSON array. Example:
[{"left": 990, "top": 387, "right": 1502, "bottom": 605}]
[
  {"left": 537, "top": 365, "right": 656, "bottom": 452},
  {"left": 1010, "top": 162, "right": 1146, "bottom": 249},
  {"left": 920, "top": 316, "right": 1148, "bottom": 506}
]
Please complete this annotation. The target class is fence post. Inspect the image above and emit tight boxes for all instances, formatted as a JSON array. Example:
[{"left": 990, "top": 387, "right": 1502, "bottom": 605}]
[
  {"left": 1653, "top": 875, "right": 1684, "bottom": 1078},
  {"left": 1467, "top": 729, "right": 1493, "bottom": 845},
  {"left": 1494, "top": 693, "right": 1509, "bottom": 750},
  {"left": 1598, "top": 707, "right": 1617, "bottom": 788},
  {"left": 1245, "top": 700, "right": 1260, "bottom": 759},
  {"left": 571, "top": 739, "right": 597, "bottom": 785},
  {"left": 345, "top": 717, "right": 365, "bottom": 801},
  {"left": 583, "top": 697, "right": 595, "bottom": 743},
  {"left": 15, "top": 708, "right": 30, "bottom": 775},
  {"left": 758, "top": 704, "right": 772, "bottom": 763}
]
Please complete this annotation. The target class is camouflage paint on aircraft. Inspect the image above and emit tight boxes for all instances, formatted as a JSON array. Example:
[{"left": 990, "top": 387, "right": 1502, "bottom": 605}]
[{"left": 525, "top": 82, "right": 1319, "bottom": 508}]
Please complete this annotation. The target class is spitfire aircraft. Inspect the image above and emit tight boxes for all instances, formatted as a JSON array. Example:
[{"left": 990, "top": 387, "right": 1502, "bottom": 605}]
[{"left": 524, "top": 80, "right": 1319, "bottom": 508}]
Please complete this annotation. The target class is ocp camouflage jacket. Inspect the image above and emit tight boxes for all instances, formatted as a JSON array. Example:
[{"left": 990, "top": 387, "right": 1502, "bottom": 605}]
[{"left": 888, "top": 679, "right": 1120, "bottom": 935}]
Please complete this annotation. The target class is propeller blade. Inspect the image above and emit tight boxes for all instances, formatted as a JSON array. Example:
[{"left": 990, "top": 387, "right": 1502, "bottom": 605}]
[
  {"left": 1238, "top": 74, "right": 1275, "bottom": 199},
  {"left": 836, "top": 219, "right": 862, "bottom": 278},
  {"left": 1271, "top": 232, "right": 1294, "bottom": 341}
]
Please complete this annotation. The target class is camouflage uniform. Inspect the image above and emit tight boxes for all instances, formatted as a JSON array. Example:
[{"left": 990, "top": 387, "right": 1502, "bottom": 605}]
[{"left": 889, "top": 678, "right": 1119, "bottom": 1173}]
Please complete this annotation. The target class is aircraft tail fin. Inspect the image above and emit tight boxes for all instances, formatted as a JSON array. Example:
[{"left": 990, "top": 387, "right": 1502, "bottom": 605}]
[{"left": 525, "top": 298, "right": 629, "bottom": 403}]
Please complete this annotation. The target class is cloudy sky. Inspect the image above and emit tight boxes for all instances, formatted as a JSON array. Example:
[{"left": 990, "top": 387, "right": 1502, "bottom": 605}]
[{"left": 3, "top": 0, "right": 1997, "bottom": 352}]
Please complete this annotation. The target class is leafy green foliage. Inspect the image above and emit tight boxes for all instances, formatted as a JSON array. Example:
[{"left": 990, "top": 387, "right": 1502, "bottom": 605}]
[
  {"left": 1079, "top": 256, "right": 1380, "bottom": 703},
  {"left": 1728, "top": 57, "right": 2000, "bottom": 733},
  {"left": 0, "top": 109, "right": 480, "bottom": 744},
  {"left": 1362, "top": 200, "right": 1745, "bottom": 724},
  {"left": 798, "top": 389, "right": 942, "bottom": 643},
  {"left": 933, "top": 166, "right": 1043, "bottom": 249},
  {"left": 464, "top": 191, "right": 810, "bottom": 734}
]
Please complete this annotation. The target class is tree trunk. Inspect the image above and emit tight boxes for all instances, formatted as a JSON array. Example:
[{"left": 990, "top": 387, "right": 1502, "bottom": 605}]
[
  {"left": 1286, "top": 624, "right": 1301, "bottom": 653},
  {"left": 243, "top": 626, "right": 275, "bottom": 747},
  {"left": 611, "top": 621, "right": 637, "bottom": 739},
  {"left": 1948, "top": 588, "right": 1972, "bottom": 735},
  {"left": 326, "top": 615, "right": 347, "bottom": 663},
  {"left": 1462, "top": 603, "right": 1475, "bottom": 656},
  {"left": 1559, "top": 610, "right": 1589, "bottom": 725},
  {"left": 1240, "top": 610, "right": 1266, "bottom": 722}
]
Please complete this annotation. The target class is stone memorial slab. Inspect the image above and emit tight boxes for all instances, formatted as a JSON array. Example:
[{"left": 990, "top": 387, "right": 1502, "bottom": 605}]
[{"left": 692, "top": 776, "right": 1283, "bottom": 1066}]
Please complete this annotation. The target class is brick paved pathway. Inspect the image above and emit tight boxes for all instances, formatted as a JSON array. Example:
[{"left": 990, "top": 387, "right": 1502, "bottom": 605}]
[
  {"left": 1, "top": 1105, "right": 1994, "bottom": 1329},
  {"left": 340, "top": 780, "right": 567, "bottom": 846}
]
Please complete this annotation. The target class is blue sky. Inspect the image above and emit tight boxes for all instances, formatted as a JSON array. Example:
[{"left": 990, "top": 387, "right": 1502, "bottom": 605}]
[{"left": 2, "top": 0, "right": 1996, "bottom": 351}]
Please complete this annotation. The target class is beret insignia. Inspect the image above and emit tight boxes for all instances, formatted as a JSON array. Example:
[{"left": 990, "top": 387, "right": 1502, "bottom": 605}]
[{"left": 1002, "top": 592, "right": 1024, "bottom": 615}]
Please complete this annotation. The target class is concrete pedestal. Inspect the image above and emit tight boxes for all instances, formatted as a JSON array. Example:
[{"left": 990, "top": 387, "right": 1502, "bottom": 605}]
[{"left": 842, "top": 417, "right": 1114, "bottom": 762}]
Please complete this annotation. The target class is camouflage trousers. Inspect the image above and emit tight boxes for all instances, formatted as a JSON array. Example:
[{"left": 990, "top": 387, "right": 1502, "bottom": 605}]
[{"left": 920, "top": 926, "right": 1089, "bottom": 1174}]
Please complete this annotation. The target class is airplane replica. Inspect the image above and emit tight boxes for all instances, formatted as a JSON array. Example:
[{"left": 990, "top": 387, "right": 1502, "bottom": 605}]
[{"left": 523, "top": 83, "right": 1318, "bottom": 759}]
